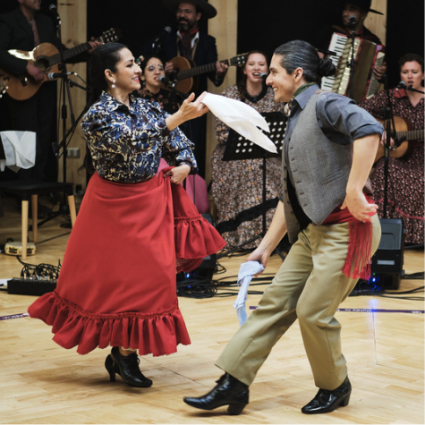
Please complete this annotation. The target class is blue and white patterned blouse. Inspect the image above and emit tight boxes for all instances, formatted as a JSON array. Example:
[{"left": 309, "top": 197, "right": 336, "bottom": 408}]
[{"left": 81, "top": 91, "right": 197, "bottom": 183}]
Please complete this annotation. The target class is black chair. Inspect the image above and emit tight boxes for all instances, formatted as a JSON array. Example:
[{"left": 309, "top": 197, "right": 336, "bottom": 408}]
[{"left": 0, "top": 180, "right": 76, "bottom": 259}]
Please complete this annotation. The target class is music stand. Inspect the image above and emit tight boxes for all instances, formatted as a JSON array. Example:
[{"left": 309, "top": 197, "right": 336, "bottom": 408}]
[{"left": 222, "top": 111, "right": 286, "bottom": 246}]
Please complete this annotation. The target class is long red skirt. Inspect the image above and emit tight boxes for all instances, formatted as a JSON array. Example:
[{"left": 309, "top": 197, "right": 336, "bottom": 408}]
[{"left": 28, "top": 171, "right": 225, "bottom": 355}]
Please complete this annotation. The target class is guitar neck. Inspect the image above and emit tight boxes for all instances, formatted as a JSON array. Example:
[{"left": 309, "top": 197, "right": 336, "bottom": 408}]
[
  {"left": 397, "top": 129, "right": 424, "bottom": 141},
  {"left": 62, "top": 42, "right": 91, "bottom": 62},
  {"left": 177, "top": 59, "right": 229, "bottom": 80}
]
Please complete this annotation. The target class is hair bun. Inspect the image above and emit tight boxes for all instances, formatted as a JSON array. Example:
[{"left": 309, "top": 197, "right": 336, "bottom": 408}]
[{"left": 318, "top": 57, "right": 336, "bottom": 77}]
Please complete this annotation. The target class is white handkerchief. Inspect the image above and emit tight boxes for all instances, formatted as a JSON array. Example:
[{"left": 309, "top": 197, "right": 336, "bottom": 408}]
[
  {"left": 202, "top": 92, "right": 277, "bottom": 153},
  {"left": 0, "top": 131, "right": 36, "bottom": 173},
  {"left": 234, "top": 261, "right": 265, "bottom": 325}
]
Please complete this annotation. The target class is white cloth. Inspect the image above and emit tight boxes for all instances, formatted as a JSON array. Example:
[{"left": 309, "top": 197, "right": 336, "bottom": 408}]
[
  {"left": 201, "top": 92, "right": 277, "bottom": 153},
  {"left": 234, "top": 261, "right": 265, "bottom": 325},
  {"left": 0, "top": 131, "right": 36, "bottom": 172}
]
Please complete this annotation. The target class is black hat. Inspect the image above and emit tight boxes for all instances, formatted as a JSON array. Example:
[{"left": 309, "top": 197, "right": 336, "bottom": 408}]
[
  {"left": 342, "top": 0, "right": 384, "bottom": 15},
  {"left": 163, "top": 0, "right": 217, "bottom": 19}
]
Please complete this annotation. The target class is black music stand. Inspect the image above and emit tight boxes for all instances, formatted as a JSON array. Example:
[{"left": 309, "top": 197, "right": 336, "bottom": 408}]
[{"left": 221, "top": 111, "right": 286, "bottom": 247}]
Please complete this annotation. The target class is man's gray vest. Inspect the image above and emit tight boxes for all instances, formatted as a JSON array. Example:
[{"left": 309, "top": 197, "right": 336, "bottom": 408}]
[{"left": 282, "top": 92, "right": 365, "bottom": 243}]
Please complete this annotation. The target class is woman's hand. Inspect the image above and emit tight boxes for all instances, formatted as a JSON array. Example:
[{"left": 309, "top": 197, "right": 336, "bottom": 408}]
[
  {"left": 341, "top": 190, "right": 377, "bottom": 223},
  {"left": 164, "top": 164, "right": 191, "bottom": 185},
  {"left": 380, "top": 131, "right": 396, "bottom": 149},
  {"left": 165, "top": 92, "right": 209, "bottom": 131}
]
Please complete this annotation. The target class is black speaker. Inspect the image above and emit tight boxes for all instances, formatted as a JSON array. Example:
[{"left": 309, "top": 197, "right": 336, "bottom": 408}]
[{"left": 370, "top": 218, "right": 405, "bottom": 289}]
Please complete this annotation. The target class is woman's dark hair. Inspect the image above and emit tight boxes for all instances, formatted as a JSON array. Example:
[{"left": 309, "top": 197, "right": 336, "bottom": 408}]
[
  {"left": 83, "top": 42, "right": 127, "bottom": 174},
  {"left": 88, "top": 42, "right": 127, "bottom": 105},
  {"left": 398, "top": 53, "right": 424, "bottom": 72},
  {"left": 139, "top": 55, "right": 164, "bottom": 74},
  {"left": 237, "top": 50, "right": 268, "bottom": 102},
  {"left": 274, "top": 40, "right": 335, "bottom": 83}
]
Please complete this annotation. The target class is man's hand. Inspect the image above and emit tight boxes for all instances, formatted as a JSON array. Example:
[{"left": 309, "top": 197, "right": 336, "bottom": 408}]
[
  {"left": 215, "top": 61, "right": 228, "bottom": 79},
  {"left": 25, "top": 62, "right": 45, "bottom": 82},
  {"left": 88, "top": 37, "right": 102, "bottom": 53},
  {"left": 341, "top": 190, "right": 377, "bottom": 223},
  {"left": 165, "top": 61, "right": 174, "bottom": 75},
  {"left": 247, "top": 246, "right": 271, "bottom": 275},
  {"left": 373, "top": 62, "right": 387, "bottom": 82}
]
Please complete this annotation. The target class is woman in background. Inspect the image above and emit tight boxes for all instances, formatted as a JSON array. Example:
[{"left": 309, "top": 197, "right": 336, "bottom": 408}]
[
  {"left": 360, "top": 53, "right": 424, "bottom": 245},
  {"left": 211, "top": 50, "right": 284, "bottom": 249},
  {"left": 137, "top": 54, "right": 181, "bottom": 115}
]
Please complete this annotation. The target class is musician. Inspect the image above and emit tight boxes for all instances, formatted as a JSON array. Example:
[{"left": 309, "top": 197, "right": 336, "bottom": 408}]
[
  {"left": 315, "top": 0, "right": 386, "bottom": 81},
  {"left": 211, "top": 50, "right": 284, "bottom": 249},
  {"left": 183, "top": 40, "right": 383, "bottom": 416},
  {"left": 138, "top": 0, "right": 229, "bottom": 177},
  {"left": 0, "top": 0, "right": 100, "bottom": 183},
  {"left": 359, "top": 53, "right": 424, "bottom": 245},
  {"left": 137, "top": 55, "right": 181, "bottom": 115}
]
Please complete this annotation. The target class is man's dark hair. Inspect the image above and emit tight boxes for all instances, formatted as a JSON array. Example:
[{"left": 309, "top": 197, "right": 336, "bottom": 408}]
[{"left": 274, "top": 40, "right": 335, "bottom": 83}]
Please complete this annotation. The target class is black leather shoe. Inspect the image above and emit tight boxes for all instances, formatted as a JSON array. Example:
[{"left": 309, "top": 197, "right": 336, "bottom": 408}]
[
  {"left": 301, "top": 376, "right": 351, "bottom": 414},
  {"left": 105, "top": 347, "right": 152, "bottom": 388},
  {"left": 183, "top": 373, "right": 249, "bottom": 415}
]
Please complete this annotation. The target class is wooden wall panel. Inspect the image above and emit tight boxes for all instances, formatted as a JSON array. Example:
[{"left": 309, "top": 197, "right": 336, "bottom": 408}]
[
  {"left": 364, "top": 0, "right": 387, "bottom": 45},
  {"left": 206, "top": 0, "right": 238, "bottom": 186},
  {"left": 57, "top": 0, "right": 87, "bottom": 190}
]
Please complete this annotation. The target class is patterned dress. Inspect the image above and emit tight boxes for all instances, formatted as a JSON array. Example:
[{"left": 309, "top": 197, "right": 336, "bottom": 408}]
[
  {"left": 360, "top": 89, "right": 424, "bottom": 244},
  {"left": 211, "top": 85, "right": 284, "bottom": 249}
]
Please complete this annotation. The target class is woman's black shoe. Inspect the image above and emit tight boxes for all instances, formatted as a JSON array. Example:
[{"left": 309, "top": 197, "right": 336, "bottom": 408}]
[
  {"left": 105, "top": 347, "right": 153, "bottom": 388},
  {"left": 301, "top": 377, "right": 351, "bottom": 414},
  {"left": 183, "top": 373, "right": 249, "bottom": 415}
]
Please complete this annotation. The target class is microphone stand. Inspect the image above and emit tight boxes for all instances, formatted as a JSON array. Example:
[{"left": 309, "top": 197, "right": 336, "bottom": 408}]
[
  {"left": 36, "top": 10, "right": 87, "bottom": 229},
  {"left": 348, "top": 23, "right": 356, "bottom": 100},
  {"left": 381, "top": 74, "right": 398, "bottom": 219}
]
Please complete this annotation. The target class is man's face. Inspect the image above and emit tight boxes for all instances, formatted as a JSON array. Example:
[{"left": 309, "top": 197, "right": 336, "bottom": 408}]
[
  {"left": 19, "top": 0, "right": 42, "bottom": 12},
  {"left": 176, "top": 2, "right": 201, "bottom": 32},
  {"left": 342, "top": 3, "right": 367, "bottom": 28}
]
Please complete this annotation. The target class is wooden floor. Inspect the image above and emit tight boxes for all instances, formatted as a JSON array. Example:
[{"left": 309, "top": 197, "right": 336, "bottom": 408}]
[{"left": 0, "top": 196, "right": 424, "bottom": 424}]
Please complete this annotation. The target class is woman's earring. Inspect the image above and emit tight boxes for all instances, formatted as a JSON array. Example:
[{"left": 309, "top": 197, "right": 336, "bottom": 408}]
[{"left": 112, "top": 79, "right": 116, "bottom": 89}]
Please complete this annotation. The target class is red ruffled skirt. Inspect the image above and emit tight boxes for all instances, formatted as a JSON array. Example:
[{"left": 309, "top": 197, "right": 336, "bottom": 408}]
[{"left": 28, "top": 170, "right": 226, "bottom": 355}]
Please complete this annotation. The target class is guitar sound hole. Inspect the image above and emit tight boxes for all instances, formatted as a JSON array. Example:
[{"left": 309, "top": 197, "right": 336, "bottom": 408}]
[{"left": 35, "top": 57, "right": 50, "bottom": 71}]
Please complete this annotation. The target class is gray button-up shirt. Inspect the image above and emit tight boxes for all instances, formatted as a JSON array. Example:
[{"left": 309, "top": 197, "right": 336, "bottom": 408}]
[{"left": 284, "top": 84, "right": 383, "bottom": 190}]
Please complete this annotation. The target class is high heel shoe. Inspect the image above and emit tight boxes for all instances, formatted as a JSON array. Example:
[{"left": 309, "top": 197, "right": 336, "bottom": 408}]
[
  {"left": 301, "top": 376, "right": 351, "bottom": 414},
  {"left": 105, "top": 347, "right": 153, "bottom": 388},
  {"left": 183, "top": 373, "right": 249, "bottom": 415}
]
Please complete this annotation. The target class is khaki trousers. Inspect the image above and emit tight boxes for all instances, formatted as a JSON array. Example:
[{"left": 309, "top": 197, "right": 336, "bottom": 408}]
[{"left": 216, "top": 214, "right": 381, "bottom": 390}]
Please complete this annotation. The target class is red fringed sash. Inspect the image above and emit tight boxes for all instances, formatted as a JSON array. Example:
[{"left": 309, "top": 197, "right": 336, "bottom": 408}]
[{"left": 323, "top": 196, "right": 375, "bottom": 280}]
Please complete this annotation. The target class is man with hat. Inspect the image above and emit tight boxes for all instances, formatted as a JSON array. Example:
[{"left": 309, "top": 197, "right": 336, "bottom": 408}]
[
  {"left": 139, "top": 0, "right": 228, "bottom": 178},
  {"left": 315, "top": 0, "right": 386, "bottom": 80}
]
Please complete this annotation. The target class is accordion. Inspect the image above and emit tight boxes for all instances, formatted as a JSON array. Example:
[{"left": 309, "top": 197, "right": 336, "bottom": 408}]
[{"left": 321, "top": 32, "right": 385, "bottom": 103}]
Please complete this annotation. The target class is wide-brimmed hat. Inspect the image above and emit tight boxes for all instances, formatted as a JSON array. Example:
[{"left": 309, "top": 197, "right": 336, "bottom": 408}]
[
  {"left": 341, "top": 0, "right": 384, "bottom": 15},
  {"left": 163, "top": 0, "right": 217, "bottom": 19}
]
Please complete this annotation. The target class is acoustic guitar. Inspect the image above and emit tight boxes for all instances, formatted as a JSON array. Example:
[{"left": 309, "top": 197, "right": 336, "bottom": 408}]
[
  {"left": 168, "top": 53, "right": 247, "bottom": 94},
  {"left": 0, "top": 28, "right": 122, "bottom": 101},
  {"left": 374, "top": 116, "right": 424, "bottom": 162}
]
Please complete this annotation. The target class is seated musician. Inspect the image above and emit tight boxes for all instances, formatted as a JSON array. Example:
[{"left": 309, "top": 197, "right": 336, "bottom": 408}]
[
  {"left": 315, "top": 0, "right": 386, "bottom": 80},
  {"left": 359, "top": 53, "right": 424, "bottom": 246},
  {"left": 137, "top": 0, "right": 228, "bottom": 177},
  {"left": 0, "top": 0, "right": 100, "bottom": 183}
]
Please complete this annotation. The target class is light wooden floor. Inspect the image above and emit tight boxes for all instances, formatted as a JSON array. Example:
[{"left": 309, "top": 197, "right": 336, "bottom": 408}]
[{"left": 0, "top": 196, "right": 424, "bottom": 424}]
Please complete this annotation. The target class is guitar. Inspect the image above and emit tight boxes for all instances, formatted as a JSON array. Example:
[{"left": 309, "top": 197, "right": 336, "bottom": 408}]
[
  {"left": 375, "top": 116, "right": 424, "bottom": 162},
  {"left": 0, "top": 28, "right": 122, "bottom": 101},
  {"left": 168, "top": 53, "right": 247, "bottom": 94}
]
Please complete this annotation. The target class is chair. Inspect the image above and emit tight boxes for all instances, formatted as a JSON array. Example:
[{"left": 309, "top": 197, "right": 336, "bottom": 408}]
[{"left": 0, "top": 180, "right": 77, "bottom": 259}]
